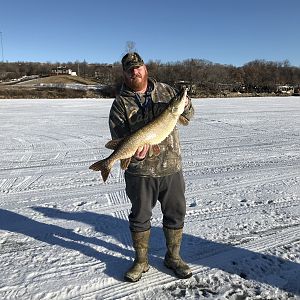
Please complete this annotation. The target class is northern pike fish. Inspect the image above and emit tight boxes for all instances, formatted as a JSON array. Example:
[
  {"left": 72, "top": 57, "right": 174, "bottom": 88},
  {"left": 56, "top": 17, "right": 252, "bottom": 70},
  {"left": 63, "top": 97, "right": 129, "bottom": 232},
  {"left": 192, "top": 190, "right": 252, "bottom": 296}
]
[{"left": 89, "top": 87, "right": 188, "bottom": 182}]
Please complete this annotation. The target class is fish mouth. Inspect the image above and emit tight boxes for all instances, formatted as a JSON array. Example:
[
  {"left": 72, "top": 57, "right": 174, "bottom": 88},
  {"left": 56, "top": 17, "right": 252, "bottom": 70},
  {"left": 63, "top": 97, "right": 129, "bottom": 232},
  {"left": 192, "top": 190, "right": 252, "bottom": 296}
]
[
  {"left": 173, "top": 87, "right": 187, "bottom": 104},
  {"left": 178, "top": 87, "right": 187, "bottom": 97}
]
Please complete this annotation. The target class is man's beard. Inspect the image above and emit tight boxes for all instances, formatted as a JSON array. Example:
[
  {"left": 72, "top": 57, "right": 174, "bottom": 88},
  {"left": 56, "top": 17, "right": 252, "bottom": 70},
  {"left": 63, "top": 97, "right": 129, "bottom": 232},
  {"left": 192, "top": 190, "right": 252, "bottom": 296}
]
[{"left": 125, "top": 72, "right": 148, "bottom": 92}]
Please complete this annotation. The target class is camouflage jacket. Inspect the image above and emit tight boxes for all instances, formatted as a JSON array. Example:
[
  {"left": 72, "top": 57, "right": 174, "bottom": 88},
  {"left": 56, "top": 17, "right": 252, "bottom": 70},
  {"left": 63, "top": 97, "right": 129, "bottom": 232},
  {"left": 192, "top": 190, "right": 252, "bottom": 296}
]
[{"left": 108, "top": 78, "right": 194, "bottom": 177}]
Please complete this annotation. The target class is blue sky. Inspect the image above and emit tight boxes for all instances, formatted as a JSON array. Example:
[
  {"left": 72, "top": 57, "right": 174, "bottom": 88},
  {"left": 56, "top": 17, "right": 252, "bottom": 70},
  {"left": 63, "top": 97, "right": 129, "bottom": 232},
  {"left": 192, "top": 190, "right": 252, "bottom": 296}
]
[{"left": 0, "top": 0, "right": 299, "bottom": 66}]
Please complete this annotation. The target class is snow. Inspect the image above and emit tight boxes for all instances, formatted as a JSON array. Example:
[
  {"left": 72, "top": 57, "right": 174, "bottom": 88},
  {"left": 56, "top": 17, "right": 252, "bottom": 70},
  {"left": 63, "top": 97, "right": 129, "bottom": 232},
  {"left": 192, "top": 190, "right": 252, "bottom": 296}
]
[{"left": 0, "top": 96, "right": 299, "bottom": 299}]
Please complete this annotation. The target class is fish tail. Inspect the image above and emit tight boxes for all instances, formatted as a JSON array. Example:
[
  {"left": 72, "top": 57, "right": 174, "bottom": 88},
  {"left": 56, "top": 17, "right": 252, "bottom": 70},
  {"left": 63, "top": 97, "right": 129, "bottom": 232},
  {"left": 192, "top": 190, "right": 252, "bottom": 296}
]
[{"left": 89, "top": 159, "right": 112, "bottom": 183}]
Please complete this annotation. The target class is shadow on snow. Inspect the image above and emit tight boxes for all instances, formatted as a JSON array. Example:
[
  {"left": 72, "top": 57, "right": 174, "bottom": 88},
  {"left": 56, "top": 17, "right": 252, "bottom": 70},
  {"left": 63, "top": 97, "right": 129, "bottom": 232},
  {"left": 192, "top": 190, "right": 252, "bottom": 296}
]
[{"left": 0, "top": 207, "right": 299, "bottom": 295}]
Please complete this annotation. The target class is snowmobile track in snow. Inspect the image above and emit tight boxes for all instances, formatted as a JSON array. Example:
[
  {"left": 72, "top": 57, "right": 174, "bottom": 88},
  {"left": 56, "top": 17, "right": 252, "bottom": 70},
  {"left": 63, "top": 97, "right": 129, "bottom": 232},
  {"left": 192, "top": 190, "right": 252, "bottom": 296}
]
[
  {"left": 65, "top": 224, "right": 300, "bottom": 300},
  {"left": 1, "top": 98, "right": 299, "bottom": 299}
]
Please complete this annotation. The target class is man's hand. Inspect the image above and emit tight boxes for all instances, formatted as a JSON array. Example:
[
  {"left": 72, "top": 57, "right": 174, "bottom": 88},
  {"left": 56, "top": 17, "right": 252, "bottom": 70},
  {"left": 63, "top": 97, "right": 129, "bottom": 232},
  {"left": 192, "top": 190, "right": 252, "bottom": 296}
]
[{"left": 134, "top": 144, "right": 150, "bottom": 160}]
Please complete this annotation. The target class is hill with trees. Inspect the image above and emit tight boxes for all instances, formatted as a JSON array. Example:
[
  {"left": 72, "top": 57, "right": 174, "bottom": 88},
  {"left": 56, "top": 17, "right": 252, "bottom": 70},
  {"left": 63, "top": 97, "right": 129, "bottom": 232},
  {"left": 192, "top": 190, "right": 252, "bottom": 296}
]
[{"left": 0, "top": 59, "right": 300, "bottom": 98}]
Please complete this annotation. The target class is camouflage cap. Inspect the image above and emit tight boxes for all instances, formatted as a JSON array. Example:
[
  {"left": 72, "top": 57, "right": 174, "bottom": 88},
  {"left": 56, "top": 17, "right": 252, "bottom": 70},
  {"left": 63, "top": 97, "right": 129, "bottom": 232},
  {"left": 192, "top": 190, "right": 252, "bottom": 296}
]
[{"left": 122, "top": 52, "right": 144, "bottom": 71}]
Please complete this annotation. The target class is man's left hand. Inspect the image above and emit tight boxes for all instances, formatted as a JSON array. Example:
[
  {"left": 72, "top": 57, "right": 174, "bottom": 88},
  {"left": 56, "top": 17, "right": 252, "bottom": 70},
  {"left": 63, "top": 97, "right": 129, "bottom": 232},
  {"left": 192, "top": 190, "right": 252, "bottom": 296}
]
[{"left": 134, "top": 144, "right": 150, "bottom": 160}]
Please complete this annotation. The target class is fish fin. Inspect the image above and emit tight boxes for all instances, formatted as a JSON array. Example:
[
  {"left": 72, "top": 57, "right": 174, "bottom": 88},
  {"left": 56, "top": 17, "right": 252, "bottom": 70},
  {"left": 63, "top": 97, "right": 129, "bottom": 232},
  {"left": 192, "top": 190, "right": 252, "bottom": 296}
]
[
  {"left": 105, "top": 138, "right": 124, "bottom": 150},
  {"left": 178, "top": 115, "right": 189, "bottom": 126},
  {"left": 148, "top": 145, "right": 153, "bottom": 157},
  {"left": 148, "top": 145, "right": 160, "bottom": 157},
  {"left": 89, "top": 159, "right": 112, "bottom": 183},
  {"left": 120, "top": 158, "right": 131, "bottom": 170}
]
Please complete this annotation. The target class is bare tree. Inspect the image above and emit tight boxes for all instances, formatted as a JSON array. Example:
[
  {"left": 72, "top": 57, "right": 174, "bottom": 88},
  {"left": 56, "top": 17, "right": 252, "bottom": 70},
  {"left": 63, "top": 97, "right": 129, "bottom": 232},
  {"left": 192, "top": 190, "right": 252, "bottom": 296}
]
[
  {"left": 125, "top": 41, "right": 136, "bottom": 53},
  {"left": 1, "top": 56, "right": 300, "bottom": 97}
]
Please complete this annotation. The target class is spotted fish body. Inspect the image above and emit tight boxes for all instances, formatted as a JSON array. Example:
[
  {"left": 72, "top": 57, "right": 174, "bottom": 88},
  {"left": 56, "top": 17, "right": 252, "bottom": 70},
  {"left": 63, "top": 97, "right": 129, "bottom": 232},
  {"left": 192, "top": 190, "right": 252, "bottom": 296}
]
[{"left": 89, "top": 88, "right": 188, "bottom": 182}]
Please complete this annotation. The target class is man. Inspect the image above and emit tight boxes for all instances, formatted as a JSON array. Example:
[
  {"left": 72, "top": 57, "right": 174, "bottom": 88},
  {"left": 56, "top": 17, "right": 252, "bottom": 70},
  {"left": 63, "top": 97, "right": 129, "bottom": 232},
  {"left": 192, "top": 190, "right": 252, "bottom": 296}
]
[{"left": 109, "top": 52, "right": 194, "bottom": 282}]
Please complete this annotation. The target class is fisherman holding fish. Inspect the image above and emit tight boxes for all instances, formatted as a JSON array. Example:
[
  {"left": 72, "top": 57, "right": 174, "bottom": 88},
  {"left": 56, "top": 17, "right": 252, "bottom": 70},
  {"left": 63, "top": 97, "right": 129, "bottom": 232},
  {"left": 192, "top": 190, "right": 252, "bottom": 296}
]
[{"left": 90, "top": 52, "right": 194, "bottom": 282}]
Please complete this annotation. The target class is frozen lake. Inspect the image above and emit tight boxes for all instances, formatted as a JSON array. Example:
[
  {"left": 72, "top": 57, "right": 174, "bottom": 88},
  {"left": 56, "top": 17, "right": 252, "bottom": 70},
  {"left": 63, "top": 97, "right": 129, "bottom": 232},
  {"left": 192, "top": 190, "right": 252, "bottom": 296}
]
[{"left": 0, "top": 97, "right": 300, "bottom": 299}]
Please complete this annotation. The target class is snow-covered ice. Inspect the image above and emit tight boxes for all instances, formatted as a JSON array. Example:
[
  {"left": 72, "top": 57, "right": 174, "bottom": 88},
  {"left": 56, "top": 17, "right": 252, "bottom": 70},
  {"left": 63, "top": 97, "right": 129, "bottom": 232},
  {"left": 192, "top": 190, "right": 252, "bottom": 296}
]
[{"left": 0, "top": 97, "right": 299, "bottom": 299}]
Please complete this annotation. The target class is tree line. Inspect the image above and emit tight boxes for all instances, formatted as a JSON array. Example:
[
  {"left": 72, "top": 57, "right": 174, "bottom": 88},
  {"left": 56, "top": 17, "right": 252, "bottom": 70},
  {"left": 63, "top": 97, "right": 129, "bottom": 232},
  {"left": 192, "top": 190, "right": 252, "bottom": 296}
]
[{"left": 1, "top": 59, "right": 300, "bottom": 96}]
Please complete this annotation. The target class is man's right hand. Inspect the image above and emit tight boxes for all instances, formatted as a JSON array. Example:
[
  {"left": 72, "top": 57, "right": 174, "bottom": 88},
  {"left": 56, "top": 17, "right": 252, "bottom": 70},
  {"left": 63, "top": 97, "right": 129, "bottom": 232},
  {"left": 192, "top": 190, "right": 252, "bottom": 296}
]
[{"left": 134, "top": 144, "right": 150, "bottom": 160}]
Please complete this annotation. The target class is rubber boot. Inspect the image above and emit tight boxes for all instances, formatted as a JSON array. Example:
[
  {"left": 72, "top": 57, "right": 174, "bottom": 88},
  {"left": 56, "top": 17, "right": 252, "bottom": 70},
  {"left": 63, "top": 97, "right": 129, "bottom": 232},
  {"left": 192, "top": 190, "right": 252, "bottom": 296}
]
[
  {"left": 163, "top": 227, "right": 192, "bottom": 279},
  {"left": 124, "top": 229, "right": 150, "bottom": 282}
]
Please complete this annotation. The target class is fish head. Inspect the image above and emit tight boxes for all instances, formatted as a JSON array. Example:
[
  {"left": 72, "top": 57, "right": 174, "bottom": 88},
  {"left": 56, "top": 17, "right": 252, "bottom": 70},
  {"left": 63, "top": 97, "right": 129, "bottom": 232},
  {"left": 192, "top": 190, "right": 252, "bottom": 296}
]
[{"left": 169, "top": 87, "right": 188, "bottom": 116}]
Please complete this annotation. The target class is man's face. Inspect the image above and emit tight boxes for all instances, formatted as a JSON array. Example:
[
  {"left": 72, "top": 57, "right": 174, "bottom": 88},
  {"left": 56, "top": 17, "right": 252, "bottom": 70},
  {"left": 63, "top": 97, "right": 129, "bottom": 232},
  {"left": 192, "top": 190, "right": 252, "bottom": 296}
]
[{"left": 123, "top": 65, "right": 148, "bottom": 92}]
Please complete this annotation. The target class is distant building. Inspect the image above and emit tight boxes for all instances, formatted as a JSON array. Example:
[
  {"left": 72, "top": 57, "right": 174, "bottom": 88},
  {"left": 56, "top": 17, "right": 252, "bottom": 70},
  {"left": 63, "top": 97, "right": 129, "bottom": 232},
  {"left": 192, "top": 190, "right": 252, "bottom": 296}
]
[
  {"left": 51, "top": 66, "right": 77, "bottom": 76},
  {"left": 218, "top": 83, "right": 245, "bottom": 93},
  {"left": 293, "top": 85, "right": 300, "bottom": 96},
  {"left": 175, "top": 81, "right": 196, "bottom": 94},
  {"left": 276, "top": 84, "right": 294, "bottom": 94}
]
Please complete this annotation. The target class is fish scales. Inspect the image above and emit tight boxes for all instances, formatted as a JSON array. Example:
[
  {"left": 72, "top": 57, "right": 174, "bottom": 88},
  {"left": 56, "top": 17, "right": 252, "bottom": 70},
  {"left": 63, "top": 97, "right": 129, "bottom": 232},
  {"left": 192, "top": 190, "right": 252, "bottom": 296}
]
[{"left": 89, "top": 88, "right": 187, "bottom": 182}]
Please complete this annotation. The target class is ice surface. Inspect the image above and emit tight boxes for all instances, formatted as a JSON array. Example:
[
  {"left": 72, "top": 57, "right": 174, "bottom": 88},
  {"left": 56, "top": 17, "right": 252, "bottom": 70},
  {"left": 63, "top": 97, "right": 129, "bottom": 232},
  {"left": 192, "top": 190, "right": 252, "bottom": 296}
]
[{"left": 0, "top": 97, "right": 299, "bottom": 299}]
